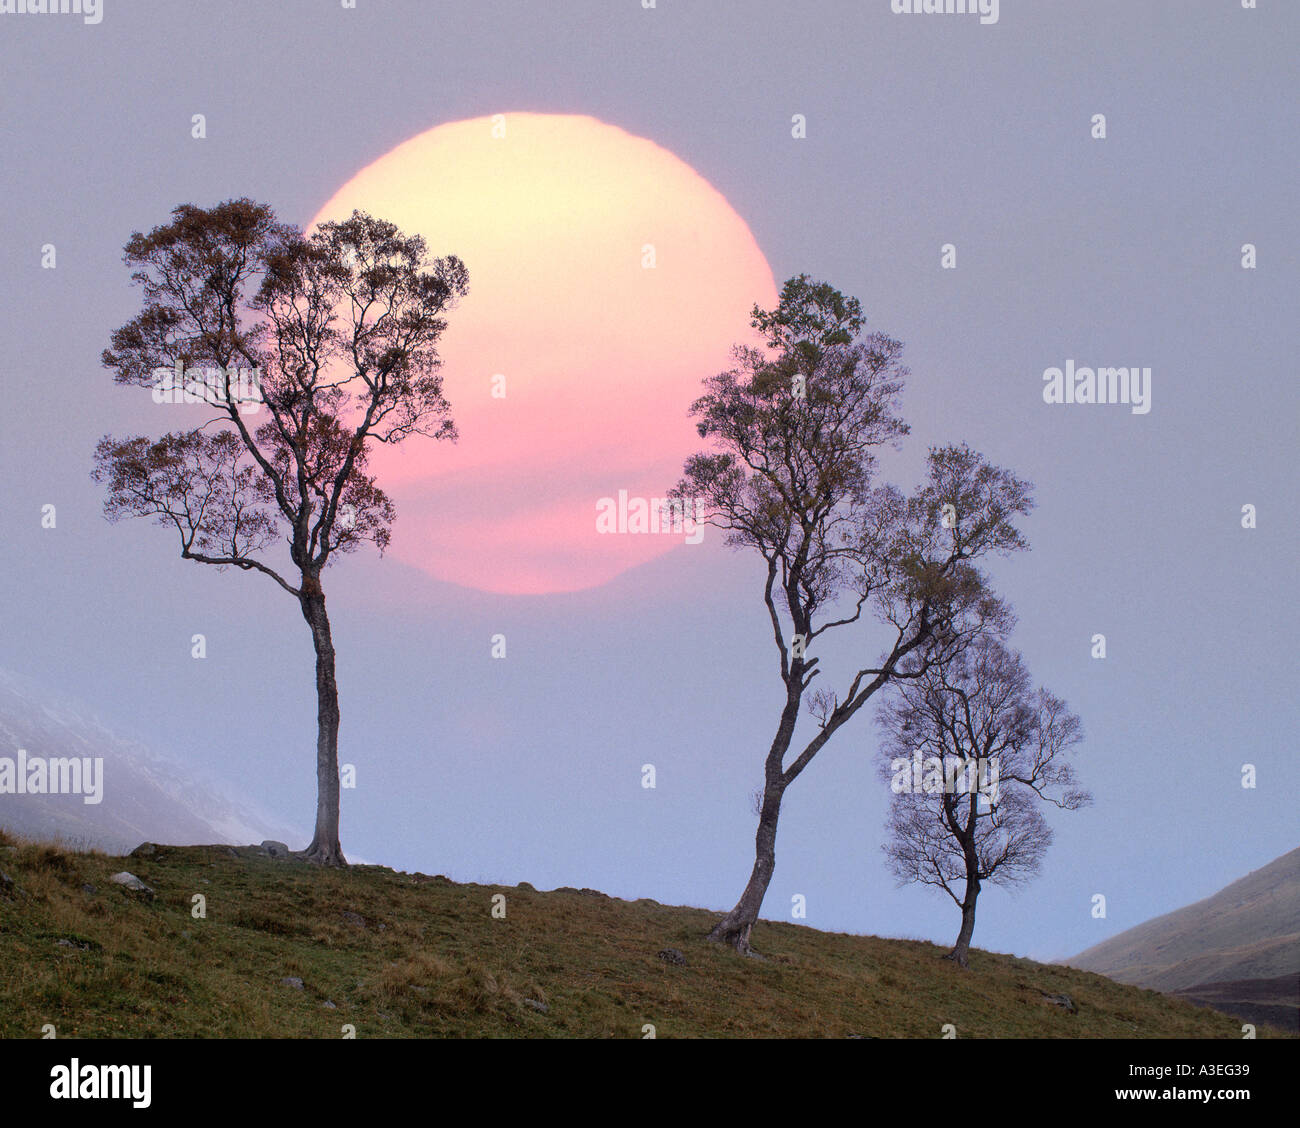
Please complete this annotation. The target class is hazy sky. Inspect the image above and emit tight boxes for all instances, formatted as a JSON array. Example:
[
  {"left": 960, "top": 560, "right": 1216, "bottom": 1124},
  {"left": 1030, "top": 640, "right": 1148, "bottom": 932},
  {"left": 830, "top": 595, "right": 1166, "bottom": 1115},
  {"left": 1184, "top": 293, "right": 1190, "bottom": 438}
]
[{"left": 1, "top": 0, "right": 1295, "bottom": 962}]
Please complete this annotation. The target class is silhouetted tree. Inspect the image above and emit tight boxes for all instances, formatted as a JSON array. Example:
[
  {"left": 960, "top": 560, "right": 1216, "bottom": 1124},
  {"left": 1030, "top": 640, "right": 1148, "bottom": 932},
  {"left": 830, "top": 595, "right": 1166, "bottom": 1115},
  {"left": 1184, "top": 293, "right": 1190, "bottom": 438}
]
[
  {"left": 876, "top": 635, "right": 1091, "bottom": 967},
  {"left": 94, "top": 199, "right": 468, "bottom": 865},
  {"left": 671, "top": 275, "right": 1034, "bottom": 954}
]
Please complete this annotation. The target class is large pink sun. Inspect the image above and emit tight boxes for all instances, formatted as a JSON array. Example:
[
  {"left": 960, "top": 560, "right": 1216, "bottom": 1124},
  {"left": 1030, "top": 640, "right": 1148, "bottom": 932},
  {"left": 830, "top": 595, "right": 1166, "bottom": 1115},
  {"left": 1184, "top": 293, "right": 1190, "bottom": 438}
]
[{"left": 312, "top": 113, "right": 776, "bottom": 594}]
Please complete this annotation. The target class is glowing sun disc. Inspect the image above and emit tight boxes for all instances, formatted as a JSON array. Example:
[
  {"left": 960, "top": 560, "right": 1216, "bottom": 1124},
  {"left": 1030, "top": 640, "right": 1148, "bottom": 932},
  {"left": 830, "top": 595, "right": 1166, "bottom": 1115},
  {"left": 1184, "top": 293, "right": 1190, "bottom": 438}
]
[{"left": 311, "top": 112, "right": 775, "bottom": 594}]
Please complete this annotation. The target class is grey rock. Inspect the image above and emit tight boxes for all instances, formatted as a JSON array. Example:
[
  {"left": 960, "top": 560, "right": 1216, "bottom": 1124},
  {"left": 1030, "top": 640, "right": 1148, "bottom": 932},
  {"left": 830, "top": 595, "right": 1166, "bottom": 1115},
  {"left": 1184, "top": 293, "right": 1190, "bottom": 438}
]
[
  {"left": 341, "top": 910, "right": 367, "bottom": 929},
  {"left": 129, "top": 843, "right": 157, "bottom": 858},
  {"left": 322, "top": 1000, "right": 337, "bottom": 1009},
  {"left": 261, "top": 840, "right": 291, "bottom": 858},
  {"left": 520, "top": 998, "right": 549, "bottom": 1013},
  {"left": 280, "top": 977, "right": 305, "bottom": 990},
  {"left": 81, "top": 884, "right": 97, "bottom": 895},
  {"left": 1, "top": 871, "right": 16, "bottom": 896},
  {"left": 110, "top": 872, "right": 155, "bottom": 901},
  {"left": 1041, "top": 992, "right": 1077, "bottom": 1014},
  {"left": 657, "top": 948, "right": 688, "bottom": 966}
]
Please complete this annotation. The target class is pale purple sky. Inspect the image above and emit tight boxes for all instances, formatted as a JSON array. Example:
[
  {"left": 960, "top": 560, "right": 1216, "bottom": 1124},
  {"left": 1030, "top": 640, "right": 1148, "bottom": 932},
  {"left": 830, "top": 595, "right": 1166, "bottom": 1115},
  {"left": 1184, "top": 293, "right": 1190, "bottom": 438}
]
[{"left": 0, "top": 0, "right": 1295, "bottom": 961}]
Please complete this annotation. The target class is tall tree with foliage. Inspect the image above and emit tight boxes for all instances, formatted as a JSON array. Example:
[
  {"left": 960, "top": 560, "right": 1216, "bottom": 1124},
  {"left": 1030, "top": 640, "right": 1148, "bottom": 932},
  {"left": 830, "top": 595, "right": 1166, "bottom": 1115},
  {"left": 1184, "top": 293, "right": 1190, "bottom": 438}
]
[
  {"left": 876, "top": 635, "right": 1091, "bottom": 967},
  {"left": 671, "top": 275, "right": 1034, "bottom": 954},
  {"left": 94, "top": 199, "right": 468, "bottom": 865}
]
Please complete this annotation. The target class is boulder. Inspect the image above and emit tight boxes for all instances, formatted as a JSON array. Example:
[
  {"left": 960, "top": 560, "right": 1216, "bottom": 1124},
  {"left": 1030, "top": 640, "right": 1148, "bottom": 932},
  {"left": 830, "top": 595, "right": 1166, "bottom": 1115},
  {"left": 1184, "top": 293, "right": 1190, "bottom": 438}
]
[
  {"left": 280, "top": 977, "right": 305, "bottom": 990},
  {"left": 261, "top": 840, "right": 291, "bottom": 859},
  {"left": 657, "top": 948, "right": 688, "bottom": 966},
  {"left": 110, "top": 872, "right": 155, "bottom": 901}
]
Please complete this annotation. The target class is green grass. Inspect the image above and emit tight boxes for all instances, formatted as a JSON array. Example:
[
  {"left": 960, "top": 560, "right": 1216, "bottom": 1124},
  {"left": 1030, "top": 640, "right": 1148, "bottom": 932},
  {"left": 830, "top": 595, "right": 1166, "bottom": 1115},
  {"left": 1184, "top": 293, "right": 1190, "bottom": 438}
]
[{"left": 0, "top": 829, "right": 1284, "bottom": 1039}]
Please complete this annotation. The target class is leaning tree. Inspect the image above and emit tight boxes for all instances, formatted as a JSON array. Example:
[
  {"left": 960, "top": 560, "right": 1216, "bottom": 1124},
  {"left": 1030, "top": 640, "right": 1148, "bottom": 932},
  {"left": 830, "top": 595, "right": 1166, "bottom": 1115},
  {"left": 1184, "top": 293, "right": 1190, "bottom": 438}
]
[
  {"left": 670, "top": 274, "right": 1034, "bottom": 954},
  {"left": 876, "top": 634, "right": 1091, "bottom": 967},
  {"left": 94, "top": 199, "right": 468, "bottom": 865}
]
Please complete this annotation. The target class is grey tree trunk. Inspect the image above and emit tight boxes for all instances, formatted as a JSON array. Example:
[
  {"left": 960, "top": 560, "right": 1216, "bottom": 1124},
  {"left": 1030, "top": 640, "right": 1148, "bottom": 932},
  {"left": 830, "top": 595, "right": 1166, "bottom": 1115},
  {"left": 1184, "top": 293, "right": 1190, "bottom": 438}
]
[
  {"left": 707, "top": 780, "right": 785, "bottom": 955},
  {"left": 300, "top": 580, "right": 346, "bottom": 867},
  {"left": 707, "top": 695, "right": 800, "bottom": 955},
  {"left": 948, "top": 869, "right": 979, "bottom": 968}
]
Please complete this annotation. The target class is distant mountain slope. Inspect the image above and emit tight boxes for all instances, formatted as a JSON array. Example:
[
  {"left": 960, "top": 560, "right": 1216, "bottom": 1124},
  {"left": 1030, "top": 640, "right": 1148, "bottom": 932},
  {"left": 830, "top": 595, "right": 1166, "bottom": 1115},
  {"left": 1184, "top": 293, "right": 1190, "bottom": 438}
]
[
  {"left": 0, "top": 668, "right": 297, "bottom": 853},
  {"left": 1065, "top": 848, "right": 1300, "bottom": 1030},
  {"left": 1174, "top": 974, "right": 1298, "bottom": 1035}
]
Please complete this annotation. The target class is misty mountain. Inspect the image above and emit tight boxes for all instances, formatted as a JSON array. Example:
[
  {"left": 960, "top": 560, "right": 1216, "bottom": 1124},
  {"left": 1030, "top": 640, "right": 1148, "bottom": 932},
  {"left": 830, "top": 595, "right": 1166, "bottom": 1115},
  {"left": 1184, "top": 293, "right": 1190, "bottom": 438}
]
[
  {"left": 0, "top": 667, "right": 297, "bottom": 854},
  {"left": 1065, "top": 848, "right": 1300, "bottom": 1031}
]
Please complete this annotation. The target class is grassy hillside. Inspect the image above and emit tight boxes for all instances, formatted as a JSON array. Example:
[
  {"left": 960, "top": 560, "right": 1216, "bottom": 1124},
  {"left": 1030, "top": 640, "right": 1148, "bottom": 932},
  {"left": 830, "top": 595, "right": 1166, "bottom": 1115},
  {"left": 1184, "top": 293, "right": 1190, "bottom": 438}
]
[{"left": 0, "top": 830, "right": 1284, "bottom": 1039}]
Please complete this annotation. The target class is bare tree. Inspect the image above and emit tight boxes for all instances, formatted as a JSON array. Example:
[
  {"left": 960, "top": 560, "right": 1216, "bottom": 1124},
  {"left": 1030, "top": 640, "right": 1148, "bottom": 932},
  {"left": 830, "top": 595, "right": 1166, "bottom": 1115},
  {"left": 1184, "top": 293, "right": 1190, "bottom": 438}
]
[
  {"left": 671, "top": 275, "right": 1034, "bottom": 954},
  {"left": 93, "top": 199, "right": 468, "bottom": 865},
  {"left": 876, "top": 635, "right": 1091, "bottom": 967}
]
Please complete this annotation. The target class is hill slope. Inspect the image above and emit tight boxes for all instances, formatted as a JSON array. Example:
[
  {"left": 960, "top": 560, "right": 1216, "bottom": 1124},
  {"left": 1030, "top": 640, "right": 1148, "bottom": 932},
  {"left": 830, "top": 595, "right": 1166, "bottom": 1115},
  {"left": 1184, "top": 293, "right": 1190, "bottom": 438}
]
[
  {"left": 1066, "top": 848, "right": 1300, "bottom": 1031},
  {"left": 0, "top": 832, "right": 1280, "bottom": 1039},
  {"left": 0, "top": 668, "right": 297, "bottom": 853}
]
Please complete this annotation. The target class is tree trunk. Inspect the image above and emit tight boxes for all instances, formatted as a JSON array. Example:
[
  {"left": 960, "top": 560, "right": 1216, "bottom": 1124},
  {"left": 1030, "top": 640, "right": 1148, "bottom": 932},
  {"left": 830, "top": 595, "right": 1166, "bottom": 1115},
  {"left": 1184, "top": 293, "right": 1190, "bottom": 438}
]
[
  {"left": 299, "top": 579, "right": 346, "bottom": 867},
  {"left": 707, "top": 780, "right": 784, "bottom": 956},
  {"left": 947, "top": 872, "right": 979, "bottom": 968},
  {"left": 709, "top": 690, "right": 801, "bottom": 956}
]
